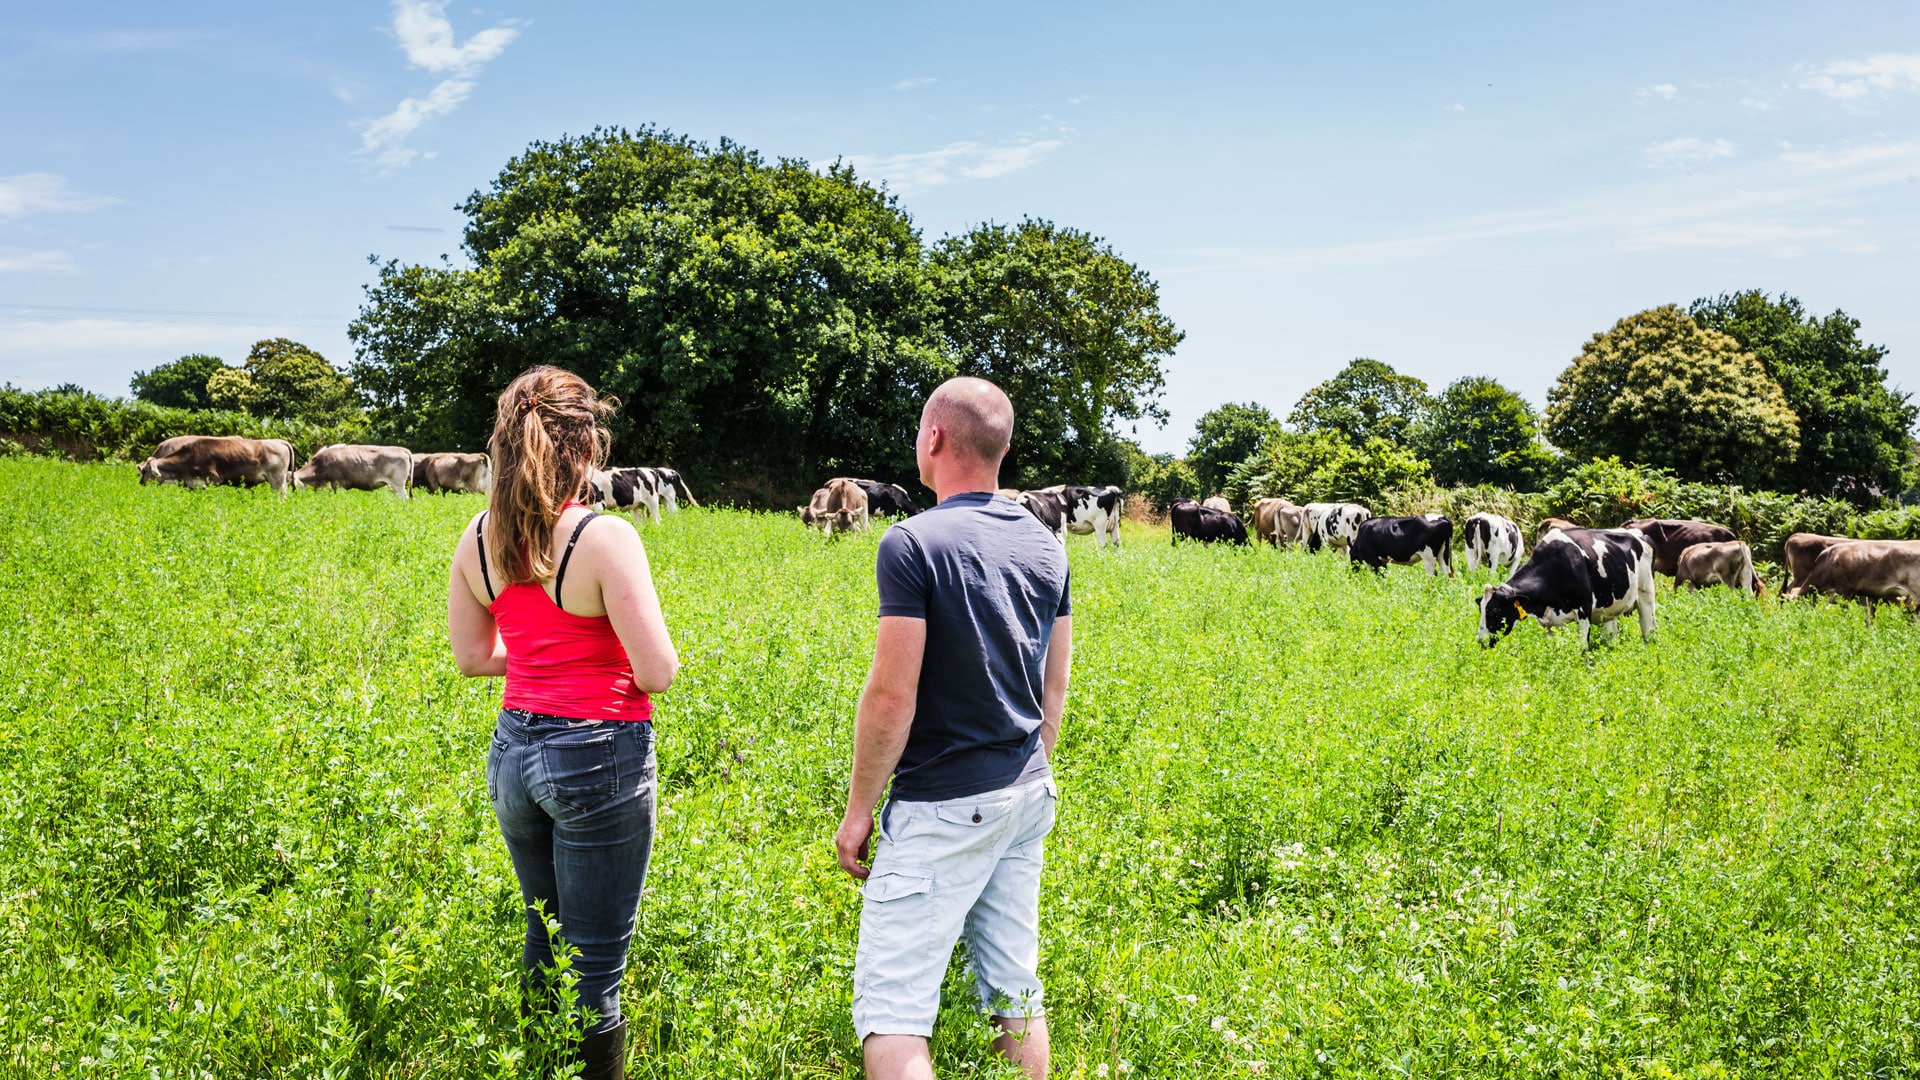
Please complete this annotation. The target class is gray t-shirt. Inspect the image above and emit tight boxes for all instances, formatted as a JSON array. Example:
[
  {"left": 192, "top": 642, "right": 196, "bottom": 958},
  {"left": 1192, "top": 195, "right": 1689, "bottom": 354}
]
[{"left": 875, "top": 491, "right": 1072, "bottom": 801}]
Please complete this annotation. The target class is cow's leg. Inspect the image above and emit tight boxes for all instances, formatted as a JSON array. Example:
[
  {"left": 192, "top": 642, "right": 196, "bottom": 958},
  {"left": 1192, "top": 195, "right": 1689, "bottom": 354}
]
[{"left": 1577, "top": 618, "right": 1592, "bottom": 649}]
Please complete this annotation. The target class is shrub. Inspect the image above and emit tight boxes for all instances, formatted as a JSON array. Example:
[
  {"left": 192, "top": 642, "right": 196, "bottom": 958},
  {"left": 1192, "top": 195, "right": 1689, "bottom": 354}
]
[{"left": 1236, "top": 431, "right": 1431, "bottom": 509}]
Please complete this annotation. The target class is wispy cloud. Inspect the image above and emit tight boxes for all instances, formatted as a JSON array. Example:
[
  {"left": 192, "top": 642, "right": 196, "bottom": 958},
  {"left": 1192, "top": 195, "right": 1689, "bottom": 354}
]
[
  {"left": 1779, "top": 139, "right": 1920, "bottom": 170},
  {"left": 357, "top": 0, "right": 520, "bottom": 168},
  {"left": 891, "top": 77, "right": 937, "bottom": 91},
  {"left": 0, "top": 248, "right": 78, "bottom": 274},
  {"left": 1067, "top": 95, "right": 1093, "bottom": 106},
  {"left": 1799, "top": 52, "right": 1920, "bottom": 99},
  {"left": 1445, "top": 102, "right": 1466, "bottom": 113},
  {"left": 0, "top": 174, "right": 116, "bottom": 220},
  {"left": 43, "top": 29, "right": 211, "bottom": 53},
  {"left": 847, "top": 134, "right": 1065, "bottom": 193},
  {"left": 1643, "top": 136, "right": 1736, "bottom": 168},
  {"left": 1634, "top": 83, "right": 1679, "bottom": 103}
]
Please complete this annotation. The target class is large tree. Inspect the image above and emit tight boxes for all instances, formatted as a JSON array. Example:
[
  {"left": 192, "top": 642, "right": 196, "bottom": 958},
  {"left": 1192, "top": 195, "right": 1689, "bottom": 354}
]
[
  {"left": 1690, "top": 290, "right": 1915, "bottom": 502},
  {"left": 130, "top": 354, "right": 229, "bottom": 411},
  {"left": 930, "top": 219, "right": 1180, "bottom": 488},
  {"left": 1419, "top": 376, "right": 1556, "bottom": 489},
  {"left": 1544, "top": 305, "right": 1799, "bottom": 489},
  {"left": 1187, "top": 401, "right": 1277, "bottom": 495},
  {"left": 1287, "top": 358, "right": 1432, "bottom": 446}
]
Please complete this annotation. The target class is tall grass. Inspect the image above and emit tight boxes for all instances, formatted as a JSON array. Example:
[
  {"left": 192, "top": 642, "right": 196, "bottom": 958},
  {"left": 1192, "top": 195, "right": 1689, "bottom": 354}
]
[{"left": 2, "top": 458, "right": 1917, "bottom": 1077}]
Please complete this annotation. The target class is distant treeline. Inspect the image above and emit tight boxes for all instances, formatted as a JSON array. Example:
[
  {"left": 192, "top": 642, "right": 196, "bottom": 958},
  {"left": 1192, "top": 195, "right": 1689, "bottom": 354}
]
[{"left": 0, "top": 385, "right": 367, "bottom": 465}]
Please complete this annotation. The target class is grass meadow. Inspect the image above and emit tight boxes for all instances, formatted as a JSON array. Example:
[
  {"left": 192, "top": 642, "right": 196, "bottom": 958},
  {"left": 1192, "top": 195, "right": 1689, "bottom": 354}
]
[{"left": 2, "top": 457, "right": 1918, "bottom": 1078}]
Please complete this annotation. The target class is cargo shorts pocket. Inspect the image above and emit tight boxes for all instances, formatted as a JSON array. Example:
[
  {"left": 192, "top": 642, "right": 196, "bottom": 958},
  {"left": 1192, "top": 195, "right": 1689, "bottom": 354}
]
[
  {"left": 863, "top": 868, "right": 933, "bottom": 903},
  {"left": 539, "top": 729, "right": 620, "bottom": 813}
]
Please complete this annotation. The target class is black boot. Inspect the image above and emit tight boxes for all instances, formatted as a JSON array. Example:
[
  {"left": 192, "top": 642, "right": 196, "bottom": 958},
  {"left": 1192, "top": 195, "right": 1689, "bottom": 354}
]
[{"left": 576, "top": 1017, "right": 627, "bottom": 1080}]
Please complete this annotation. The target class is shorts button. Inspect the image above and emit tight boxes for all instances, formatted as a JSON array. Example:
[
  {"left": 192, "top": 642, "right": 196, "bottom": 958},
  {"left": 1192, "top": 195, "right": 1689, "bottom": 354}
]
[{"left": 971, "top": 813, "right": 982, "bottom": 823}]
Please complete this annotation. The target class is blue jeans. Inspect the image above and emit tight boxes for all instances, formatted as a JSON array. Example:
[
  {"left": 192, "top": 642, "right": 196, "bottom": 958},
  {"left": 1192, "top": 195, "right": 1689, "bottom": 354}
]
[{"left": 486, "top": 709, "right": 656, "bottom": 1032}]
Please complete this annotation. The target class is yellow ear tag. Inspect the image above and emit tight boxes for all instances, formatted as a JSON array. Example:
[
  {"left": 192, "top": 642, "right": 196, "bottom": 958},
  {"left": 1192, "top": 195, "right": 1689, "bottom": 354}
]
[{"left": 1514, "top": 601, "right": 1530, "bottom": 621}]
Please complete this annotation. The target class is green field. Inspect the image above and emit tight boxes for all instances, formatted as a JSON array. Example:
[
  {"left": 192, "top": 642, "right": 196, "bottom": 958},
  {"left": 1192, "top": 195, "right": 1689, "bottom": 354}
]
[{"left": 3, "top": 457, "right": 1917, "bottom": 1078}]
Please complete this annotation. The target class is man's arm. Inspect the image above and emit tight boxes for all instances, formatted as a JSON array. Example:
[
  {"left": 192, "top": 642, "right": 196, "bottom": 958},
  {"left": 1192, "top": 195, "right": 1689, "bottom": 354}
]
[
  {"left": 1037, "top": 615, "right": 1073, "bottom": 759},
  {"left": 834, "top": 615, "right": 927, "bottom": 880}
]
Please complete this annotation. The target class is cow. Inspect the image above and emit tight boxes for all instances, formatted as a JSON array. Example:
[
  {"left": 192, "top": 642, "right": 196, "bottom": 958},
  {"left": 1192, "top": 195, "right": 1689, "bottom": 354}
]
[
  {"left": 1302, "top": 502, "right": 1372, "bottom": 553},
  {"left": 590, "top": 467, "right": 664, "bottom": 523},
  {"left": 818, "top": 477, "right": 870, "bottom": 535},
  {"left": 652, "top": 467, "right": 697, "bottom": 512},
  {"left": 1040, "top": 484, "right": 1125, "bottom": 548},
  {"left": 1202, "top": 495, "right": 1231, "bottom": 512},
  {"left": 1169, "top": 498, "right": 1249, "bottom": 545},
  {"left": 1251, "top": 498, "right": 1305, "bottom": 548},
  {"left": 1534, "top": 517, "right": 1580, "bottom": 541},
  {"left": 411, "top": 452, "right": 492, "bottom": 495},
  {"left": 137, "top": 435, "right": 294, "bottom": 494},
  {"left": 292, "top": 444, "right": 411, "bottom": 498},
  {"left": 1784, "top": 532, "right": 1851, "bottom": 593},
  {"left": 1675, "top": 540, "right": 1762, "bottom": 595},
  {"left": 1783, "top": 540, "right": 1920, "bottom": 611},
  {"left": 1463, "top": 512, "right": 1525, "bottom": 577},
  {"left": 1476, "top": 527, "right": 1657, "bottom": 649},
  {"left": 1014, "top": 489, "right": 1069, "bottom": 544},
  {"left": 1349, "top": 514, "right": 1455, "bottom": 576},
  {"left": 1621, "top": 518, "right": 1739, "bottom": 578},
  {"left": 799, "top": 486, "right": 832, "bottom": 528},
  {"left": 851, "top": 479, "right": 919, "bottom": 518}
]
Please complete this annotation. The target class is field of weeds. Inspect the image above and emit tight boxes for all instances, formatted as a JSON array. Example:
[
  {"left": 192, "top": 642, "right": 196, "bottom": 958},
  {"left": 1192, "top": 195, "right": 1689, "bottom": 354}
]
[{"left": 2, "top": 457, "right": 1917, "bottom": 1078}]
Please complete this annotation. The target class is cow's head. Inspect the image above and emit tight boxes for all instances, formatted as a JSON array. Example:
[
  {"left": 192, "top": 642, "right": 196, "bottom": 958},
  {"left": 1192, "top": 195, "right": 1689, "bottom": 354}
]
[{"left": 1475, "top": 584, "right": 1529, "bottom": 646}]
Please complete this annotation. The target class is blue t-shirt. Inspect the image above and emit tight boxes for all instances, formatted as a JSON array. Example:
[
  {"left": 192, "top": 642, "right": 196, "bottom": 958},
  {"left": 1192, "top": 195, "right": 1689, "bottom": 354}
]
[{"left": 875, "top": 491, "right": 1072, "bottom": 801}]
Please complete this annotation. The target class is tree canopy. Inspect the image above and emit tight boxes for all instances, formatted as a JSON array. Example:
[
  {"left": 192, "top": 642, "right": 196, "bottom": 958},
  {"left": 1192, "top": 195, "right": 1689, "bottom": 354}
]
[
  {"left": 1419, "top": 376, "right": 1556, "bottom": 489},
  {"left": 1287, "top": 358, "right": 1432, "bottom": 446},
  {"left": 1186, "top": 401, "right": 1277, "bottom": 495},
  {"left": 130, "top": 354, "right": 228, "bottom": 411},
  {"left": 1544, "top": 305, "right": 1800, "bottom": 489},
  {"left": 1690, "top": 290, "right": 1915, "bottom": 502}
]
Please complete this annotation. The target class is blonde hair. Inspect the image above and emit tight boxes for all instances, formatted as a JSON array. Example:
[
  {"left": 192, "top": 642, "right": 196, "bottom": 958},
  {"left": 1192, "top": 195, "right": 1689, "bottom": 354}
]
[{"left": 485, "top": 366, "right": 617, "bottom": 584}]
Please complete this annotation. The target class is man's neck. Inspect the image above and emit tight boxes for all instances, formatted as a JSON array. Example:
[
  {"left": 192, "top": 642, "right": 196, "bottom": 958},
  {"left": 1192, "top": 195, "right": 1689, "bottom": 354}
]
[{"left": 931, "top": 470, "right": 1003, "bottom": 503}]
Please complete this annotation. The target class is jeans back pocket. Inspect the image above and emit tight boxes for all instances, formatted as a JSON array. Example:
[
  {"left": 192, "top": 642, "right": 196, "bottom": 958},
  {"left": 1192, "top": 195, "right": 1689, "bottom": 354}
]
[{"left": 538, "top": 727, "right": 621, "bottom": 814}]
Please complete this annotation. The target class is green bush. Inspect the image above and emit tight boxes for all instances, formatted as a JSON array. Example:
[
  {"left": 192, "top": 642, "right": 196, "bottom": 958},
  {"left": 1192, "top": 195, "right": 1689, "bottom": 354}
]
[
  {"left": 1852, "top": 504, "right": 1920, "bottom": 540},
  {"left": 0, "top": 386, "right": 371, "bottom": 464},
  {"left": 1235, "top": 431, "right": 1431, "bottom": 509},
  {"left": 1134, "top": 455, "right": 1200, "bottom": 512}
]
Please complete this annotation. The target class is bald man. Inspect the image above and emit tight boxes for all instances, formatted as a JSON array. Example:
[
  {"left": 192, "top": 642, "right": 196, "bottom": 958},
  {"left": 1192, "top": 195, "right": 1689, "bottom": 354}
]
[{"left": 834, "top": 377, "right": 1074, "bottom": 1080}]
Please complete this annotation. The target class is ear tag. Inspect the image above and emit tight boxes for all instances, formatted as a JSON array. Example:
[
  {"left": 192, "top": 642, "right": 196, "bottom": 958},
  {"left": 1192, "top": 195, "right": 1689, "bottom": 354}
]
[{"left": 1514, "top": 601, "right": 1530, "bottom": 621}]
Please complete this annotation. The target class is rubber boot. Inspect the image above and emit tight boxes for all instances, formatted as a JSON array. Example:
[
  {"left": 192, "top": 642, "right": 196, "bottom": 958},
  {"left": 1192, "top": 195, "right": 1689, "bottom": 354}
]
[{"left": 576, "top": 1017, "right": 627, "bottom": 1080}]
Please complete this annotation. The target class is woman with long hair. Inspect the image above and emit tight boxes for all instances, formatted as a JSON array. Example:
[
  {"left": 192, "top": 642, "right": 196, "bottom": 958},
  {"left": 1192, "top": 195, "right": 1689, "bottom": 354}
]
[{"left": 446, "top": 366, "right": 678, "bottom": 1079}]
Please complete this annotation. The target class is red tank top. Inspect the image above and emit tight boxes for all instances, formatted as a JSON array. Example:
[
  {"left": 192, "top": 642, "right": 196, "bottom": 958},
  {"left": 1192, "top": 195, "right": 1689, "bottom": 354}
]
[{"left": 478, "top": 507, "right": 653, "bottom": 722}]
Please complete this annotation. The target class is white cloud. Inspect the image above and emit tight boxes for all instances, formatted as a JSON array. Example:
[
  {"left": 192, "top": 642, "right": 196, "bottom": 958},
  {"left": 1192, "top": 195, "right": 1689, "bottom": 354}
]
[
  {"left": 1780, "top": 140, "right": 1920, "bottom": 170},
  {"left": 1741, "top": 97, "right": 1774, "bottom": 111},
  {"left": 891, "top": 77, "right": 937, "bottom": 91},
  {"left": 1068, "top": 95, "right": 1093, "bottom": 106},
  {"left": 0, "top": 248, "right": 78, "bottom": 274},
  {"left": 46, "top": 29, "right": 210, "bottom": 53},
  {"left": 0, "top": 174, "right": 116, "bottom": 220},
  {"left": 1643, "top": 137, "right": 1736, "bottom": 168},
  {"left": 847, "top": 136, "right": 1065, "bottom": 193},
  {"left": 357, "top": 1, "right": 520, "bottom": 169},
  {"left": 1799, "top": 53, "right": 1920, "bottom": 99},
  {"left": 1617, "top": 221, "right": 1838, "bottom": 251},
  {"left": 1445, "top": 102, "right": 1466, "bottom": 112},
  {"left": 1634, "top": 83, "right": 1679, "bottom": 103}
]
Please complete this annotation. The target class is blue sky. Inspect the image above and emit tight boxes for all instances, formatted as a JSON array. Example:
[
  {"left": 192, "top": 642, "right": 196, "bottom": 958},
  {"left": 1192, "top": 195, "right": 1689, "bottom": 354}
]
[{"left": 3, "top": 1, "right": 1916, "bottom": 454}]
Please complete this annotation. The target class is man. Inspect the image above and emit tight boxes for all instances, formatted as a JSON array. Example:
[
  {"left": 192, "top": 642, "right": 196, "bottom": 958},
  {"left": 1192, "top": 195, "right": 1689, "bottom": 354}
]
[{"left": 834, "top": 377, "right": 1074, "bottom": 1080}]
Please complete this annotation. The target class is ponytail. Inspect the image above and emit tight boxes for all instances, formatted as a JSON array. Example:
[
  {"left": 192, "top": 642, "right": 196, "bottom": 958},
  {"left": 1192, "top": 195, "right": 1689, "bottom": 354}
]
[{"left": 485, "top": 366, "right": 617, "bottom": 584}]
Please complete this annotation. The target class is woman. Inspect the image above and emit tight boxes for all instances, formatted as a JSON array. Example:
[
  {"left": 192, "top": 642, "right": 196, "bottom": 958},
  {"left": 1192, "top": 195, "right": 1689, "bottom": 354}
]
[{"left": 447, "top": 366, "right": 678, "bottom": 1079}]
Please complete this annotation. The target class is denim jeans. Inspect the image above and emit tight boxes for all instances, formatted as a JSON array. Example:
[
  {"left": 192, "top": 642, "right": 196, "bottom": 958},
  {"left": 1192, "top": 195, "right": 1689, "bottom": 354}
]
[{"left": 486, "top": 708, "right": 656, "bottom": 1032}]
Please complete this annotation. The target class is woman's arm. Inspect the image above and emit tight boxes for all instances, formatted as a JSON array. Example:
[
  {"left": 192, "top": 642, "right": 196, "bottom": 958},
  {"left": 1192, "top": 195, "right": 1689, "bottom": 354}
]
[
  {"left": 592, "top": 517, "right": 680, "bottom": 693},
  {"left": 447, "top": 515, "right": 508, "bottom": 677}
]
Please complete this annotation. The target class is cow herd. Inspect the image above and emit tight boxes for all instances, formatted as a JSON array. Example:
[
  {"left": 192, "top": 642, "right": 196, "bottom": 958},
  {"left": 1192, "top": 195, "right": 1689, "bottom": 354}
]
[{"left": 798, "top": 481, "right": 1127, "bottom": 549}]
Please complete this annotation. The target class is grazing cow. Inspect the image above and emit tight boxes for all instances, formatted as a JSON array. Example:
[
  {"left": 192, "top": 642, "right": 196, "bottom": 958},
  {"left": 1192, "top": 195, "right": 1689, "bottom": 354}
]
[
  {"left": 1783, "top": 540, "right": 1920, "bottom": 610},
  {"left": 1534, "top": 517, "right": 1580, "bottom": 541},
  {"left": 1349, "top": 514, "right": 1455, "bottom": 576},
  {"left": 652, "top": 467, "right": 696, "bottom": 512},
  {"left": 138, "top": 435, "right": 294, "bottom": 494},
  {"left": 590, "top": 467, "right": 665, "bottom": 523},
  {"left": 799, "top": 486, "right": 832, "bottom": 528},
  {"left": 1476, "top": 527, "right": 1657, "bottom": 649},
  {"left": 1169, "top": 498, "right": 1249, "bottom": 545},
  {"left": 412, "top": 452, "right": 492, "bottom": 495},
  {"left": 819, "top": 477, "right": 870, "bottom": 534},
  {"left": 851, "top": 479, "right": 919, "bottom": 518},
  {"left": 1202, "top": 495, "right": 1231, "bottom": 512},
  {"left": 1251, "top": 498, "right": 1305, "bottom": 548},
  {"left": 293, "top": 444, "right": 411, "bottom": 498},
  {"left": 1302, "top": 502, "right": 1373, "bottom": 553},
  {"left": 1675, "top": 540, "right": 1762, "bottom": 595},
  {"left": 1621, "top": 518, "right": 1739, "bottom": 577},
  {"left": 1463, "top": 512, "right": 1525, "bottom": 576},
  {"left": 1784, "top": 532, "right": 1850, "bottom": 593},
  {"left": 1040, "top": 484, "right": 1125, "bottom": 548},
  {"left": 1014, "top": 489, "right": 1069, "bottom": 544}
]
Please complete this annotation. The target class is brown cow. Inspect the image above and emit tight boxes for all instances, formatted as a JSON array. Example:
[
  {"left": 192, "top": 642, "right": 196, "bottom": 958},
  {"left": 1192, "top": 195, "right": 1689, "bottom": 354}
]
[
  {"left": 138, "top": 435, "right": 294, "bottom": 494},
  {"left": 1784, "top": 532, "right": 1850, "bottom": 593},
  {"left": 1621, "top": 518, "right": 1738, "bottom": 577},
  {"left": 294, "top": 444, "right": 412, "bottom": 497},
  {"left": 1251, "top": 498, "right": 1304, "bottom": 547},
  {"left": 1535, "top": 517, "right": 1580, "bottom": 541},
  {"left": 800, "top": 478, "right": 869, "bottom": 534},
  {"left": 1675, "top": 540, "right": 1762, "bottom": 595},
  {"left": 412, "top": 452, "right": 492, "bottom": 494},
  {"left": 1202, "top": 495, "right": 1232, "bottom": 513},
  {"left": 1783, "top": 540, "right": 1920, "bottom": 611}
]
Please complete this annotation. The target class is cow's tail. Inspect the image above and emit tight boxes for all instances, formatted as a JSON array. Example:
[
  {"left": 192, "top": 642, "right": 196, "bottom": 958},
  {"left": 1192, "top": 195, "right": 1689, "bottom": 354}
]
[{"left": 1741, "top": 544, "right": 1762, "bottom": 596}]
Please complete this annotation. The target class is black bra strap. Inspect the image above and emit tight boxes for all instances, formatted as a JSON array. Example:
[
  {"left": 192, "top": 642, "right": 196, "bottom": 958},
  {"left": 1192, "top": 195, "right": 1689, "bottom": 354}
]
[
  {"left": 476, "top": 512, "right": 496, "bottom": 601},
  {"left": 554, "top": 512, "right": 599, "bottom": 610}
]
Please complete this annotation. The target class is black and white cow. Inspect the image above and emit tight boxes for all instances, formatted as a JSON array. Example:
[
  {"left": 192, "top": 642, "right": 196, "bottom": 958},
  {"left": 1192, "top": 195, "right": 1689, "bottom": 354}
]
[
  {"left": 1476, "top": 527, "right": 1656, "bottom": 649},
  {"left": 652, "top": 467, "right": 696, "bottom": 512},
  {"left": 1463, "top": 512, "right": 1525, "bottom": 577},
  {"left": 853, "top": 479, "right": 919, "bottom": 518},
  {"left": 1302, "top": 502, "right": 1373, "bottom": 553},
  {"left": 589, "top": 467, "right": 665, "bottom": 523},
  {"left": 1169, "top": 498, "right": 1249, "bottom": 545},
  {"left": 1040, "top": 484, "right": 1125, "bottom": 548},
  {"left": 1015, "top": 489, "right": 1069, "bottom": 544},
  {"left": 1348, "top": 514, "right": 1454, "bottom": 576}
]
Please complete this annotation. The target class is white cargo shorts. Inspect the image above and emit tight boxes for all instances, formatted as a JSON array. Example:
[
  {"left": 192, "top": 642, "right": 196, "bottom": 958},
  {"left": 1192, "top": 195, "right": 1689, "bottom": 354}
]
[{"left": 852, "top": 775, "right": 1058, "bottom": 1041}]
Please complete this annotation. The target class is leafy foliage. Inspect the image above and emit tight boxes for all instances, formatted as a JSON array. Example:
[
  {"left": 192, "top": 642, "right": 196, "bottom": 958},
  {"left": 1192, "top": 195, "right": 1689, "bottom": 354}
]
[
  {"left": 1287, "top": 358, "right": 1432, "bottom": 446},
  {"left": 1186, "top": 402, "right": 1277, "bottom": 495},
  {"left": 1237, "top": 430, "right": 1431, "bottom": 507},
  {"left": 129, "top": 353, "right": 230, "bottom": 411},
  {"left": 1419, "top": 376, "right": 1557, "bottom": 489},
  {"left": 1544, "top": 305, "right": 1801, "bottom": 488},
  {"left": 1134, "top": 453, "right": 1200, "bottom": 512},
  {"left": 1690, "top": 290, "right": 1917, "bottom": 503}
]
